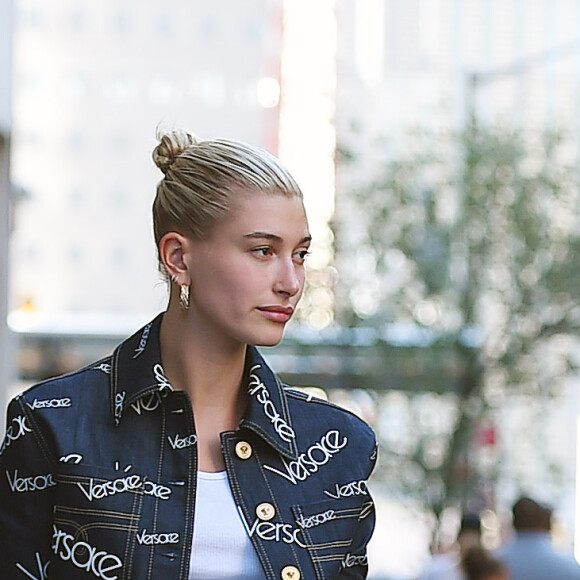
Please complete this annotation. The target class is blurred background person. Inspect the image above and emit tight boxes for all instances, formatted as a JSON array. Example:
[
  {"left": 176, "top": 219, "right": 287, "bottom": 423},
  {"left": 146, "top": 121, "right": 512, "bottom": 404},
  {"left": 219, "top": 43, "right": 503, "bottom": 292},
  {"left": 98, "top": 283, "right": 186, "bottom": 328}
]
[
  {"left": 462, "top": 546, "right": 509, "bottom": 580},
  {"left": 496, "top": 496, "right": 580, "bottom": 580},
  {"left": 418, "top": 513, "right": 482, "bottom": 580}
]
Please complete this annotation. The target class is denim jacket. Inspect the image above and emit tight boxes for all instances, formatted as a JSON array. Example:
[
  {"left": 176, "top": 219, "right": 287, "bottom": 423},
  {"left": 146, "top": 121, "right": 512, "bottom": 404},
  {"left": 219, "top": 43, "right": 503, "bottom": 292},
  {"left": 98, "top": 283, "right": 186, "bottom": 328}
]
[{"left": 0, "top": 314, "right": 377, "bottom": 580}]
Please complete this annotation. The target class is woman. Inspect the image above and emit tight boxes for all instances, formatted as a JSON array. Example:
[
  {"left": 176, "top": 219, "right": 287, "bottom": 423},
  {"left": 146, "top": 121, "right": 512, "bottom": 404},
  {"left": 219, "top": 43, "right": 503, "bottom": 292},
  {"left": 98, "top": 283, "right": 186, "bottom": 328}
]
[{"left": 0, "top": 131, "right": 377, "bottom": 579}]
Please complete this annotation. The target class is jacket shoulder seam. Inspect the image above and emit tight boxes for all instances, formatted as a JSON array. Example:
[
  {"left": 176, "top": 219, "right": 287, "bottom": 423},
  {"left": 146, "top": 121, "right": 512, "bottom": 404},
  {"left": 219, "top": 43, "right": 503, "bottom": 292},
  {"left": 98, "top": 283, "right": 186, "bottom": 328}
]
[
  {"left": 284, "top": 386, "right": 373, "bottom": 423},
  {"left": 17, "top": 355, "right": 112, "bottom": 394}
]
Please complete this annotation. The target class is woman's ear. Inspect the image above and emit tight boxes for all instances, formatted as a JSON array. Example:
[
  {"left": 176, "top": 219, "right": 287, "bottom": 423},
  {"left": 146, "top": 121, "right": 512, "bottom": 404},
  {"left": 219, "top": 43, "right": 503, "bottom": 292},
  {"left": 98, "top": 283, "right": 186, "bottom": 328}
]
[{"left": 159, "top": 232, "right": 190, "bottom": 284}]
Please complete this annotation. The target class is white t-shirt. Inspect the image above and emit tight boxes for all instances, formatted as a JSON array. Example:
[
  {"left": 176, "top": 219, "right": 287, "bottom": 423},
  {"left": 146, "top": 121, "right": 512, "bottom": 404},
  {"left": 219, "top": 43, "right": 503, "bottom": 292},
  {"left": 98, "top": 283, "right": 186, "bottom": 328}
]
[{"left": 188, "top": 471, "right": 265, "bottom": 580}]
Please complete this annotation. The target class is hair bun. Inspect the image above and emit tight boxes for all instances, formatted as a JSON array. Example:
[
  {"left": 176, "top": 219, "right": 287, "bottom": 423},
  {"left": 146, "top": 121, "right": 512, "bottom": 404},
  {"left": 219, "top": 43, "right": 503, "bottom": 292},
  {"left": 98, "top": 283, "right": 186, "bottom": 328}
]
[{"left": 153, "top": 130, "right": 198, "bottom": 174}]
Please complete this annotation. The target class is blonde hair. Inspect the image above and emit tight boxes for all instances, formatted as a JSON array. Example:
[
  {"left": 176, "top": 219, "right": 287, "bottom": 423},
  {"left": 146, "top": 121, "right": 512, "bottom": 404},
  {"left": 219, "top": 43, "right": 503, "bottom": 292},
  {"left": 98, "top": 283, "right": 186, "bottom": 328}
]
[{"left": 152, "top": 130, "right": 303, "bottom": 252}]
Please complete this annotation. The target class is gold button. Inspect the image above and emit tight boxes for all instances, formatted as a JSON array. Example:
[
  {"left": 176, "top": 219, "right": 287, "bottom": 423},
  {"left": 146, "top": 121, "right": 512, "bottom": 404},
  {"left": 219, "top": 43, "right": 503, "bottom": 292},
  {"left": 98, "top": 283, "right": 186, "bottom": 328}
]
[
  {"left": 235, "top": 441, "right": 252, "bottom": 459},
  {"left": 256, "top": 502, "right": 276, "bottom": 521},
  {"left": 281, "top": 565, "right": 300, "bottom": 580}
]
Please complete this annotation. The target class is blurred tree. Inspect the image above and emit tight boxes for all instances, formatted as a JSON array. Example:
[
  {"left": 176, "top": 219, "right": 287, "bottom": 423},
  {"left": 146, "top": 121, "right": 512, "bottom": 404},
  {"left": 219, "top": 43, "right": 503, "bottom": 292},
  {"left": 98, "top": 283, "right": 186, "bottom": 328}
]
[{"left": 333, "top": 119, "right": 580, "bottom": 540}]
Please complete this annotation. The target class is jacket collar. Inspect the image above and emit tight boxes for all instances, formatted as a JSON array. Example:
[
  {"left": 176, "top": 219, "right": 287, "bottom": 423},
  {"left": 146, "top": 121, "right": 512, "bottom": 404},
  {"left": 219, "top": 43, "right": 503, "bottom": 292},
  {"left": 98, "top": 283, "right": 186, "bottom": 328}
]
[{"left": 110, "top": 314, "right": 299, "bottom": 460}]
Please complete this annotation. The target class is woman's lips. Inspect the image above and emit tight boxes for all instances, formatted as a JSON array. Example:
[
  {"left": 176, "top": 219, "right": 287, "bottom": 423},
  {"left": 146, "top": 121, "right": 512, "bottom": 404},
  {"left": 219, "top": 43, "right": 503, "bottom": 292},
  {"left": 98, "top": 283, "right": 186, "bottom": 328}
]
[{"left": 257, "top": 306, "right": 294, "bottom": 323}]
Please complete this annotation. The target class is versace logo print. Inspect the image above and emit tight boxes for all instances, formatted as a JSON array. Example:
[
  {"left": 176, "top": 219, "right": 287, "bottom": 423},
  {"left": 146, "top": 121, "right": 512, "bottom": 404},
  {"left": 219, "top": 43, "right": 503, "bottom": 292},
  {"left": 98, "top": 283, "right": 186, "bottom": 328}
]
[
  {"left": 114, "top": 392, "right": 125, "bottom": 422},
  {"left": 94, "top": 363, "right": 111, "bottom": 374},
  {"left": 76, "top": 474, "right": 172, "bottom": 502},
  {"left": 296, "top": 509, "right": 336, "bottom": 529},
  {"left": 168, "top": 433, "right": 197, "bottom": 450},
  {"left": 248, "top": 365, "right": 295, "bottom": 442},
  {"left": 133, "top": 323, "right": 152, "bottom": 359},
  {"left": 342, "top": 553, "right": 368, "bottom": 568},
  {"left": 27, "top": 398, "right": 71, "bottom": 410},
  {"left": 6, "top": 470, "right": 56, "bottom": 493},
  {"left": 59, "top": 453, "right": 83, "bottom": 464},
  {"left": 324, "top": 479, "right": 369, "bottom": 500},
  {"left": 136, "top": 528, "right": 180, "bottom": 546},
  {"left": 263, "top": 429, "right": 348, "bottom": 485},
  {"left": 0, "top": 415, "right": 32, "bottom": 456},
  {"left": 238, "top": 507, "right": 307, "bottom": 549},
  {"left": 153, "top": 364, "right": 173, "bottom": 392},
  {"left": 131, "top": 391, "right": 167, "bottom": 416},
  {"left": 15, "top": 552, "right": 50, "bottom": 580},
  {"left": 51, "top": 525, "right": 123, "bottom": 579}
]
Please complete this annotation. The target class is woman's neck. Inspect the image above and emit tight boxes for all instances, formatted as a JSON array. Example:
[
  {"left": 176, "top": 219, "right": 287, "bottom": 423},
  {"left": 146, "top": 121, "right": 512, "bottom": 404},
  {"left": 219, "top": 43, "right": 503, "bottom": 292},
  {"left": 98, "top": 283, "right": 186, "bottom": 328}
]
[{"left": 159, "top": 308, "right": 249, "bottom": 471}]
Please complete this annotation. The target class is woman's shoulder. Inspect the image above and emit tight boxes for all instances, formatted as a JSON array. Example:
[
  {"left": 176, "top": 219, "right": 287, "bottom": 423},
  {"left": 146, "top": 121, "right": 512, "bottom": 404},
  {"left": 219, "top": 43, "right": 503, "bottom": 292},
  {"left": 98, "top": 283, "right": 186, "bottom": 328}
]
[
  {"left": 283, "top": 385, "right": 376, "bottom": 443},
  {"left": 12, "top": 355, "right": 113, "bottom": 410}
]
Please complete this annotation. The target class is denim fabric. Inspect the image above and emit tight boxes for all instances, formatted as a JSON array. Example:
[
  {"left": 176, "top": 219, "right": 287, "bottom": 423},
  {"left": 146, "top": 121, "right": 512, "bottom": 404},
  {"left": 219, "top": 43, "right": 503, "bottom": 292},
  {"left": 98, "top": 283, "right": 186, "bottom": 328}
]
[{"left": 0, "top": 314, "right": 377, "bottom": 579}]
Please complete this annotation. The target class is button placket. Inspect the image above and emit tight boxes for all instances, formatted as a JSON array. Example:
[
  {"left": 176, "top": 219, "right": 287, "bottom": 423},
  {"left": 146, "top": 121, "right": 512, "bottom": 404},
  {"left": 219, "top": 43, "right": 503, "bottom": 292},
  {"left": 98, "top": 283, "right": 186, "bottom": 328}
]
[
  {"left": 256, "top": 502, "right": 276, "bottom": 521},
  {"left": 149, "top": 391, "right": 197, "bottom": 578},
  {"left": 223, "top": 433, "right": 313, "bottom": 580},
  {"left": 281, "top": 565, "right": 301, "bottom": 580},
  {"left": 235, "top": 441, "right": 253, "bottom": 459}
]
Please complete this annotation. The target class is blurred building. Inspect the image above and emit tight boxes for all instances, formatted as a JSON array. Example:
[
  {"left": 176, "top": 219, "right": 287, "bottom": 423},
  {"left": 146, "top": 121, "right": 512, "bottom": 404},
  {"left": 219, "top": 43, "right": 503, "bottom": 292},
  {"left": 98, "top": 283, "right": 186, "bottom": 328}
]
[
  {"left": 9, "top": 0, "right": 284, "bottom": 317},
  {"left": 336, "top": 0, "right": 580, "bottom": 156},
  {"left": 9, "top": 0, "right": 338, "bottom": 326},
  {"left": 1, "top": 0, "right": 14, "bottom": 427},
  {"left": 7, "top": 0, "right": 339, "bottom": 387}
]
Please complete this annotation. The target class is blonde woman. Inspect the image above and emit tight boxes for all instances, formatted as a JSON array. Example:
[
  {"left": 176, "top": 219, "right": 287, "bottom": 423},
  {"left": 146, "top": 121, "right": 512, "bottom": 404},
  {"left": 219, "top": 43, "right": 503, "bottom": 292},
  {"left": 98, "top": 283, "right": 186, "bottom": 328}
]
[{"left": 0, "top": 131, "right": 377, "bottom": 580}]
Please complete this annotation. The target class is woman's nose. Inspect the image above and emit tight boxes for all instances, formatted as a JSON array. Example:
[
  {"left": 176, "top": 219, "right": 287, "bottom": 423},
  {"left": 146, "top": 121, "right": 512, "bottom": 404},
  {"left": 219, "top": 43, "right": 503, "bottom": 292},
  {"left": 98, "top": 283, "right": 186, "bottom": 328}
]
[{"left": 274, "top": 259, "right": 302, "bottom": 297}]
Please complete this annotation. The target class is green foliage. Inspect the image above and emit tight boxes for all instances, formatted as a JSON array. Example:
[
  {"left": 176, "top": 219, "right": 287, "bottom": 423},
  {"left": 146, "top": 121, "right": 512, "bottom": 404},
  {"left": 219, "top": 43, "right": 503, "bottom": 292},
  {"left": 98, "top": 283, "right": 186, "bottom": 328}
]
[{"left": 334, "top": 121, "right": 580, "bottom": 520}]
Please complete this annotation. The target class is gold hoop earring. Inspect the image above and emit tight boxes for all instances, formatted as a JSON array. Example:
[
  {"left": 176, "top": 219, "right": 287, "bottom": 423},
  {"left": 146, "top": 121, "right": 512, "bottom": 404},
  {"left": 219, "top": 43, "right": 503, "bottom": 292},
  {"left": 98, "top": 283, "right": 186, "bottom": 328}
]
[{"left": 179, "top": 284, "right": 190, "bottom": 311}]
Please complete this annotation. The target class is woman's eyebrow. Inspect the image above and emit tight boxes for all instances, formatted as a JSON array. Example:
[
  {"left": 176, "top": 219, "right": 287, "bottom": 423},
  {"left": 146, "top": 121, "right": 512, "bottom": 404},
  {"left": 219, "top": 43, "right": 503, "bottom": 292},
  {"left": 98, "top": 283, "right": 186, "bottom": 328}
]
[
  {"left": 244, "top": 232, "right": 312, "bottom": 244},
  {"left": 244, "top": 232, "right": 312, "bottom": 245},
  {"left": 244, "top": 231, "right": 282, "bottom": 241}
]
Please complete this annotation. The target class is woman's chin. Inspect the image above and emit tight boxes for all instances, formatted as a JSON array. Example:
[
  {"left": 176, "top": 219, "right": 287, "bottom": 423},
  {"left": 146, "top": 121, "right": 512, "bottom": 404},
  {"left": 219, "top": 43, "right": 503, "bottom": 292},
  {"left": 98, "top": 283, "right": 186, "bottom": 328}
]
[{"left": 253, "top": 334, "right": 284, "bottom": 348}]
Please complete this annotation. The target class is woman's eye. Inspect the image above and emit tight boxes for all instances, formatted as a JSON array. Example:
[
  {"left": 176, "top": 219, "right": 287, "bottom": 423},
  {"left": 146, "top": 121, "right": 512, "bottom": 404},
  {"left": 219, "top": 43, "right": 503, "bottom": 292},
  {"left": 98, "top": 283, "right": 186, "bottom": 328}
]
[
  {"left": 295, "top": 249, "right": 311, "bottom": 262},
  {"left": 253, "top": 247, "right": 271, "bottom": 257}
]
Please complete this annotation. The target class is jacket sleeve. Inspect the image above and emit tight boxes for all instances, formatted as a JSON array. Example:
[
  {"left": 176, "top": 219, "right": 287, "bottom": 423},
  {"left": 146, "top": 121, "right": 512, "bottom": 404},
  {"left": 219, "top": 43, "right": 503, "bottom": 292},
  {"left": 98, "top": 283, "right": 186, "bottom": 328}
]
[
  {"left": 338, "top": 436, "right": 379, "bottom": 579},
  {"left": 0, "top": 395, "right": 56, "bottom": 579}
]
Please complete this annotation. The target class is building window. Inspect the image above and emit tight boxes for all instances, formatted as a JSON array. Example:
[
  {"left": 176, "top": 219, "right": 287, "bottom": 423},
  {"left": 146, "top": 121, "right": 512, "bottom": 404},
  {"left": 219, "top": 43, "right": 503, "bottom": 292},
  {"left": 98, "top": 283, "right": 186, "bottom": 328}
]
[
  {"left": 155, "top": 13, "right": 172, "bottom": 37},
  {"left": 201, "top": 15, "right": 219, "bottom": 38},
  {"left": 113, "top": 11, "right": 130, "bottom": 35},
  {"left": 61, "top": 74, "right": 88, "bottom": 99},
  {"left": 104, "top": 75, "right": 138, "bottom": 103},
  {"left": 190, "top": 73, "right": 226, "bottom": 107},
  {"left": 66, "top": 132, "right": 86, "bottom": 153},
  {"left": 68, "top": 9, "right": 85, "bottom": 33},
  {"left": 18, "top": 6, "right": 44, "bottom": 29},
  {"left": 148, "top": 75, "right": 183, "bottom": 104}
]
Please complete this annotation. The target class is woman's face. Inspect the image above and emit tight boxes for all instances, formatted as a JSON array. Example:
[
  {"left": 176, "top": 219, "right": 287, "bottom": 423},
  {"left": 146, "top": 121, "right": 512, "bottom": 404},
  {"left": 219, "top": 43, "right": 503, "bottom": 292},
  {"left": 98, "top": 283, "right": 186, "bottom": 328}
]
[{"left": 183, "top": 192, "right": 311, "bottom": 348}]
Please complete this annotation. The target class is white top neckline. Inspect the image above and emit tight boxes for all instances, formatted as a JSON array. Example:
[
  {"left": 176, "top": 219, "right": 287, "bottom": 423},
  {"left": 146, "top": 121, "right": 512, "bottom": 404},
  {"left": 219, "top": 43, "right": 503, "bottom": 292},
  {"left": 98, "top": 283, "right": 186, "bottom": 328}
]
[{"left": 188, "top": 469, "right": 264, "bottom": 580}]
